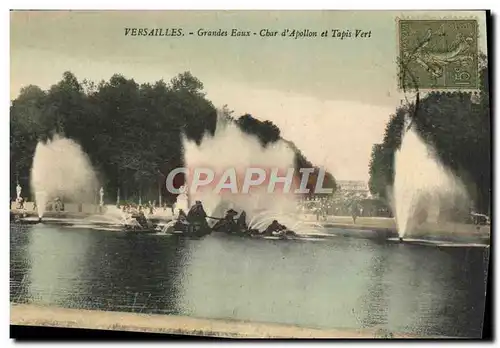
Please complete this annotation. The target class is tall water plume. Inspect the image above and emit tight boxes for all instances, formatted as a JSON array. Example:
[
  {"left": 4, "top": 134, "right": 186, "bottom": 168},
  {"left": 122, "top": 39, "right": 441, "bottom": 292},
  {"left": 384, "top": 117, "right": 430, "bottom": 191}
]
[
  {"left": 182, "top": 110, "right": 315, "bottom": 232},
  {"left": 30, "top": 135, "right": 99, "bottom": 218},
  {"left": 392, "top": 118, "right": 469, "bottom": 238}
]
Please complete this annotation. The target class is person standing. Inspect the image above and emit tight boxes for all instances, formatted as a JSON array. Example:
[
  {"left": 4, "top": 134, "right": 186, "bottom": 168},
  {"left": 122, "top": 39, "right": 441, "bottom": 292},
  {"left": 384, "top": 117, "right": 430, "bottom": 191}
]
[{"left": 351, "top": 203, "right": 359, "bottom": 224}]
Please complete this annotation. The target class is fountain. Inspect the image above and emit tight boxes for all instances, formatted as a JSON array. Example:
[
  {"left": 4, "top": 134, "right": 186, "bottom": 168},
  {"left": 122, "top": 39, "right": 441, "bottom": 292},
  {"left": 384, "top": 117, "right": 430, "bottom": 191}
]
[
  {"left": 155, "top": 186, "right": 191, "bottom": 233},
  {"left": 174, "top": 185, "right": 190, "bottom": 216},
  {"left": 30, "top": 135, "right": 99, "bottom": 218},
  {"left": 182, "top": 109, "right": 323, "bottom": 235},
  {"left": 93, "top": 205, "right": 140, "bottom": 227},
  {"left": 392, "top": 117, "right": 469, "bottom": 239}
]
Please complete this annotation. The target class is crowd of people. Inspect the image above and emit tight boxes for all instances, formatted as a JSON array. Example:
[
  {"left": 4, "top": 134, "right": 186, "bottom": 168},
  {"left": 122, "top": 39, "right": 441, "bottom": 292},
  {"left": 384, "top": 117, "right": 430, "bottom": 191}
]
[
  {"left": 298, "top": 195, "right": 394, "bottom": 221},
  {"left": 120, "top": 201, "right": 157, "bottom": 216}
]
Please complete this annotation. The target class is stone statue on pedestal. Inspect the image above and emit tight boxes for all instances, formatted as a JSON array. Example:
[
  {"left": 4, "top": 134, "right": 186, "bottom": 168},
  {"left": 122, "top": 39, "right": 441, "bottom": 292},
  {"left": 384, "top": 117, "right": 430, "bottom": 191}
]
[
  {"left": 99, "top": 187, "right": 104, "bottom": 207},
  {"left": 16, "top": 183, "right": 22, "bottom": 201}
]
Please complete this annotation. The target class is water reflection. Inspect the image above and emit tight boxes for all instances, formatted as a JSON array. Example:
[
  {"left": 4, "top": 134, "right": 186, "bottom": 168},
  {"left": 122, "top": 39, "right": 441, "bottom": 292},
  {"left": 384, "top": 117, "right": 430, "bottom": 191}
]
[
  {"left": 180, "top": 237, "right": 385, "bottom": 329},
  {"left": 10, "top": 225, "right": 488, "bottom": 337},
  {"left": 10, "top": 224, "right": 32, "bottom": 303},
  {"left": 358, "top": 243, "right": 390, "bottom": 330},
  {"left": 26, "top": 224, "right": 92, "bottom": 307},
  {"left": 363, "top": 244, "right": 448, "bottom": 336}
]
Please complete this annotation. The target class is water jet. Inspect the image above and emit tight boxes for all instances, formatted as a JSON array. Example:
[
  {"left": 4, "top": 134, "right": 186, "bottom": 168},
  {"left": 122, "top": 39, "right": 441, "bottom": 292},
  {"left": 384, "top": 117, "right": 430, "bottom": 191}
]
[
  {"left": 392, "top": 116, "right": 469, "bottom": 239},
  {"left": 30, "top": 135, "right": 99, "bottom": 219},
  {"left": 182, "top": 109, "right": 322, "bottom": 235}
]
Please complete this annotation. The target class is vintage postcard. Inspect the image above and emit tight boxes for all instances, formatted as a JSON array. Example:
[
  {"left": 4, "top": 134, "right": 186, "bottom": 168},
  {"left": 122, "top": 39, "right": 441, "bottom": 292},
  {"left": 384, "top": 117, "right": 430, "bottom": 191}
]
[{"left": 10, "top": 10, "right": 491, "bottom": 339}]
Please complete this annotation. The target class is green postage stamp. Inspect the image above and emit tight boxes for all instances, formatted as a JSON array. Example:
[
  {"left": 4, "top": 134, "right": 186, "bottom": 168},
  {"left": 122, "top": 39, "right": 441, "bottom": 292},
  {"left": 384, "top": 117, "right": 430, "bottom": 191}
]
[{"left": 398, "top": 19, "right": 479, "bottom": 90}]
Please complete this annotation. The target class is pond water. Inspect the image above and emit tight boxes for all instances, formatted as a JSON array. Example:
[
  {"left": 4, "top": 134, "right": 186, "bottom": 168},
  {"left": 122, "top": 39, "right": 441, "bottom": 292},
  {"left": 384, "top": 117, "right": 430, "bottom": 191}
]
[{"left": 10, "top": 223, "right": 489, "bottom": 337}]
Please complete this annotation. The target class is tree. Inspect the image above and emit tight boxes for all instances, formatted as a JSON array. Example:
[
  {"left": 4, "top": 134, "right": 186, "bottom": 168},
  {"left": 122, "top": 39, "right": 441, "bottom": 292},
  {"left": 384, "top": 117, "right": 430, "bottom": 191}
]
[
  {"left": 10, "top": 85, "right": 47, "bottom": 198},
  {"left": 10, "top": 70, "right": 338, "bottom": 204},
  {"left": 169, "top": 71, "right": 205, "bottom": 96},
  {"left": 236, "top": 114, "right": 281, "bottom": 146},
  {"left": 235, "top": 116, "right": 336, "bottom": 195},
  {"left": 368, "top": 62, "right": 491, "bottom": 213}
]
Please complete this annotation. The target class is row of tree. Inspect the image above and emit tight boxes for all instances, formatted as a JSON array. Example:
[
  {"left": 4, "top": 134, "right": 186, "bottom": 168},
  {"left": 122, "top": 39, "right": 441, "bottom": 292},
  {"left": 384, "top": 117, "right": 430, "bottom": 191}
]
[
  {"left": 368, "top": 57, "right": 491, "bottom": 214},
  {"left": 10, "top": 71, "right": 336, "bottom": 205}
]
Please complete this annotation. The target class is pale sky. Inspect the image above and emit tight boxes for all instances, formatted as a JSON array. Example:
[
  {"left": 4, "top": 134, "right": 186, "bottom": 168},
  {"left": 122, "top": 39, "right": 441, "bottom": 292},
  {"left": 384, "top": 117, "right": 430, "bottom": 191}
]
[{"left": 10, "top": 10, "right": 488, "bottom": 181}]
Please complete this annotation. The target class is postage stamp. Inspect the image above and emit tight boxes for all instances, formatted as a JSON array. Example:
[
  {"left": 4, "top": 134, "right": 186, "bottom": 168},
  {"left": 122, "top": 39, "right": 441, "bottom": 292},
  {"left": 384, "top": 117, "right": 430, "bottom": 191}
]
[{"left": 398, "top": 19, "right": 479, "bottom": 90}]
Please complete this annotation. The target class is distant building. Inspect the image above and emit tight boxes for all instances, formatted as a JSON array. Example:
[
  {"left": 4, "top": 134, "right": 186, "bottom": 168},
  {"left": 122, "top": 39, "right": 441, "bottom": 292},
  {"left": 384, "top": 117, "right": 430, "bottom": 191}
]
[{"left": 337, "top": 180, "right": 371, "bottom": 198}]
